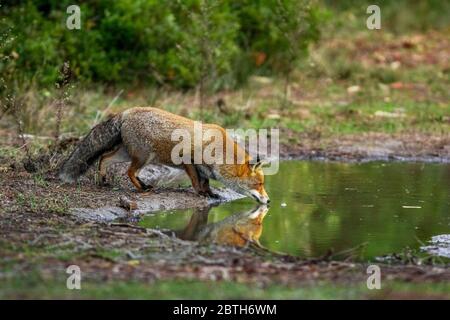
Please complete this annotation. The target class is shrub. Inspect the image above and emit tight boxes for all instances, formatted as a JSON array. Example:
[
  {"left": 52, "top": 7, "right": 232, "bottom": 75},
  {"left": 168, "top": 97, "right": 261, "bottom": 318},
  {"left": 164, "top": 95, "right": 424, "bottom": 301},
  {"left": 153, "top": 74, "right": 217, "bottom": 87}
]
[{"left": 0, "top": 0, "right": 321, "bottom": 90}]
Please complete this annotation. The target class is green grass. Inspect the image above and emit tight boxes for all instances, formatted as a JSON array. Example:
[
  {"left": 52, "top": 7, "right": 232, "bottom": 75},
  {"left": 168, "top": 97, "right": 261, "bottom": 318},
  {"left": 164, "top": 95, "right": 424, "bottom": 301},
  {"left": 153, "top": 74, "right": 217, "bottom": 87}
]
[
  {"left": 0, "top": 146, "right": 21, "bottom": 159},
  {"left": 12, "top": 192, "right": 69, "bottom": 214},
  {"left": 307, "top": 101, "right": 449, "bottom": 135},
  {"left": 1, "top": 274, "right": 449, "bottom": 299}
]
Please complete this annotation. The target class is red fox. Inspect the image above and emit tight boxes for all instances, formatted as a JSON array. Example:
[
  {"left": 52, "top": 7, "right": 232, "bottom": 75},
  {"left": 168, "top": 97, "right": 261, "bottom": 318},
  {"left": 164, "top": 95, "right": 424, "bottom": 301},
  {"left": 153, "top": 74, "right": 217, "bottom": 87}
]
[
  {"left": 177, "top": 205, "right": 269, "bottom": 247},
  {"left": 59, "top": 107, "right": 270, "bottom": 204}
]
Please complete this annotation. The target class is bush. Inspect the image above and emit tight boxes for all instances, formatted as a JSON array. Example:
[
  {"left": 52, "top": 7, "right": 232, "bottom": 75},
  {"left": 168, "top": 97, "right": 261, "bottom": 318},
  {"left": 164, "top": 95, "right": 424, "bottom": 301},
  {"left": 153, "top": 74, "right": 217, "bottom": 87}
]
[
  {"left": 323, "top": 0, "right": 450, "bottom": 33},
  {"left": 0, "top": 0, "right": 321, "bottom": 90}
]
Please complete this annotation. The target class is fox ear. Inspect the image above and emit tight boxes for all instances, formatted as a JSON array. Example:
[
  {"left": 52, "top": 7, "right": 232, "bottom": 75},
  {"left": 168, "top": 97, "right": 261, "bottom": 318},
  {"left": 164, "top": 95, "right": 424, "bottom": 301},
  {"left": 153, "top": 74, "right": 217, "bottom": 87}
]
[
  {"left": 251, "top": 161, "right": 262, "bottom": 171},
  {"left": 251, "top": 155, "right": 265, "bottom": 172}
]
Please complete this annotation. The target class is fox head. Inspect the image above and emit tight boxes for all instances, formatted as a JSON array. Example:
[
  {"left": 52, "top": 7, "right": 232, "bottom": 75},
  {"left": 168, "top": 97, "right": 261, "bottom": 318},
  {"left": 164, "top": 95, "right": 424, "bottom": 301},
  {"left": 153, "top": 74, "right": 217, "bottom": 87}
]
[
  {"left": 218, "top": 159, "right": 270, "bottom": 204},
  {"left": 210, "top": 204, "right": 269, "bottom": 246}
]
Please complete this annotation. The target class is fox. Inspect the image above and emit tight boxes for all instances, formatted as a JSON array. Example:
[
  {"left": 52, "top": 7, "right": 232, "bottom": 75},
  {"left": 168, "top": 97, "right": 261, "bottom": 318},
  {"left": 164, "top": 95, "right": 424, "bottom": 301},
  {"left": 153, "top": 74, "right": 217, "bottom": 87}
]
[
  {"left": 176, "top": 205, "right": 269, "bottom": 247},
  {"left": 58, "top": 107, "right": 270, "bottom": 204}
]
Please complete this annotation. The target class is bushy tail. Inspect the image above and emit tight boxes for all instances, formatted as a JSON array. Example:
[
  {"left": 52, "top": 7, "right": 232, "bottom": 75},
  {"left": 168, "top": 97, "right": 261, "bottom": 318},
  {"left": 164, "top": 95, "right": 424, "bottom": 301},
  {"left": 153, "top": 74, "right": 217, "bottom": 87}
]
[{"left": 59, "top": 114, "right": 123, "bottom": 183}]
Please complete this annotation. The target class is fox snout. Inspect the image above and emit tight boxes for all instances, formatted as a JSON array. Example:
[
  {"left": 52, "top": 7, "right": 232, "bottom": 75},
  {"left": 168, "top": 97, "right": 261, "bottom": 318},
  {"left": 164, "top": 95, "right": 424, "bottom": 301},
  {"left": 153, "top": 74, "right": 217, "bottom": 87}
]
[{"left": 249, "top": 188, "right": 270, "bottom": 204}]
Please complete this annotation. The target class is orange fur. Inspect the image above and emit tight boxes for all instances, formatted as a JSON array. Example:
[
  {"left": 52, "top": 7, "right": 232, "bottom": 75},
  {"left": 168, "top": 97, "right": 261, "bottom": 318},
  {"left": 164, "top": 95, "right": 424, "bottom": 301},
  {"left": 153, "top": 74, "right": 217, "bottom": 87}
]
[{"left": 178, "top": 206, "right": 268, "bottom": 247}]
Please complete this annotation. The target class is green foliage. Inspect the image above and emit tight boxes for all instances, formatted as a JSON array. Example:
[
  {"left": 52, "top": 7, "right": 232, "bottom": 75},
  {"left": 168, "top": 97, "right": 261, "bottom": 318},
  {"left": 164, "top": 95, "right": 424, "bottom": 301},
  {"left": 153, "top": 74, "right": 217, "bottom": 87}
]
[
  {"left": 323, "top": 0, "right": 450, "bottom": 34},
  {"left": 0, "top": 0, "right": 321, "bottom": 90},
  {"left": 174, "top": 0, "right": 240, "bottom": 91}
]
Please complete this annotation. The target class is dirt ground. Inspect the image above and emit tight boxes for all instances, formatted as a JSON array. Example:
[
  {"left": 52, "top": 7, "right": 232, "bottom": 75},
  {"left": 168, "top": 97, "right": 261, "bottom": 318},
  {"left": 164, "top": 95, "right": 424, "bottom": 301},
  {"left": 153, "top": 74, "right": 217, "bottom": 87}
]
[{"left": 280, "top": 130, "right": 450, "bottom": 162}]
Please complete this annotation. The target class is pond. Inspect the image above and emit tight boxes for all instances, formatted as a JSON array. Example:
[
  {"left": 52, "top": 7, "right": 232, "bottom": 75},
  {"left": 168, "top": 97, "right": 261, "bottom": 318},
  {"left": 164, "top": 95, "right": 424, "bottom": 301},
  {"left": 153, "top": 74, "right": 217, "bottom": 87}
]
[{"left": 139, "top": 161, "right": 450, "bottom": 261}]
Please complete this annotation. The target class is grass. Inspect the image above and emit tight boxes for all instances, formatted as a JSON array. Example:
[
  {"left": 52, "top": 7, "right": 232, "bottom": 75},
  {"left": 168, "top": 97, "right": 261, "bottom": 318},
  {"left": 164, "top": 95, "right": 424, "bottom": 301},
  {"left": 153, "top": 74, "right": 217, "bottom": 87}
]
[
  {"left": 1, "top": 274, "right": 449, "bottom": 299},
  {"left": 309, "top": 100, "right": 449, "bottom": 134},
  {"left": 2, "top": 76, "right": 447, "bottom": 139},
  {"left": 12, "top": 191, "right": 69, "bottom": 214}
]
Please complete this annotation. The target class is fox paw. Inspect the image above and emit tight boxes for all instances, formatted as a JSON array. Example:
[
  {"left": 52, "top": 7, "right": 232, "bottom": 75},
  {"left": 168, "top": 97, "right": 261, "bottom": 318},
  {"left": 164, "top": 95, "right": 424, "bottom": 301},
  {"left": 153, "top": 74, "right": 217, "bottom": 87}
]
[
  {"left": 137, "top": 177, "right": 153, "bottom": 191},
  {"left": 208, "top": 192, "right": 220, "bottom": 199},
  {"left": 199, "top": 190, "right": 220, "bottom": 199},
  {"left": 97, "top": 177, "right": 111, "bottom": 187}
]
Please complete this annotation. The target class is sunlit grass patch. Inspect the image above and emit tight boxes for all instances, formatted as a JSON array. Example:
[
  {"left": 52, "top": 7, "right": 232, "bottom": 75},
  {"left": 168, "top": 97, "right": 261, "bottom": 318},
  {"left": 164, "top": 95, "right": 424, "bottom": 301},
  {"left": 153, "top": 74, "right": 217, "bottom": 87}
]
[{"left": 1, "top": 274, "right": 449, "bottom": 299}]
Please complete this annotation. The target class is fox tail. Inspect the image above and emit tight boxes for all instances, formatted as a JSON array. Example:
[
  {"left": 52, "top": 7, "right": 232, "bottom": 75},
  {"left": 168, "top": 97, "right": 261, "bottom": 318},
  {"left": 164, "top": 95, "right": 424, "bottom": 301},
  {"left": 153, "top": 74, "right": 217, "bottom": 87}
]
[{"left": 58, "top": 114, "right": 123, "bottom": 183}]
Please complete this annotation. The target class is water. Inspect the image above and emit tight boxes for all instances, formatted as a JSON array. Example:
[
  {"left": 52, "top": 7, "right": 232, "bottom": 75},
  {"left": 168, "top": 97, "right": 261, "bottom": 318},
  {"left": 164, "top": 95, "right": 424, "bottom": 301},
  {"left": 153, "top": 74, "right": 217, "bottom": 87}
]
[{"left": 139, "top": 161, "right": 450, "bottom": 261}]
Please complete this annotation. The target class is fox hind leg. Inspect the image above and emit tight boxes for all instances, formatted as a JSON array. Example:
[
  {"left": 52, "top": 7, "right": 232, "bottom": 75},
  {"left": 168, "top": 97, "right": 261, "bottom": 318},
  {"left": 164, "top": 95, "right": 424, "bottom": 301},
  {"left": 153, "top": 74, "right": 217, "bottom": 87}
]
[
  {"left": 98, "top": 145, "right": 131, "bottom": 186},
  {"left": 127, "top": 157, "right": 153, "bottom": 192}
]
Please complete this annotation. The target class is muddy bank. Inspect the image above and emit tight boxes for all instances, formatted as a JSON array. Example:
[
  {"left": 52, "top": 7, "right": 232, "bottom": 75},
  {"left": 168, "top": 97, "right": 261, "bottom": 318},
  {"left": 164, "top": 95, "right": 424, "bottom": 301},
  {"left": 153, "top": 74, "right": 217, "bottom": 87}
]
[
  {"left": 0, "top": 162, "right": 244, "bottom": 222},
  {"left": 280, "top": 132, "right": 450, "bottom": 163},
  {"left": 71, "top": 186, "right": 244, "bottom": 223},
  {"left": 68, "top": 164, "right": 244, "bottom": 222}
]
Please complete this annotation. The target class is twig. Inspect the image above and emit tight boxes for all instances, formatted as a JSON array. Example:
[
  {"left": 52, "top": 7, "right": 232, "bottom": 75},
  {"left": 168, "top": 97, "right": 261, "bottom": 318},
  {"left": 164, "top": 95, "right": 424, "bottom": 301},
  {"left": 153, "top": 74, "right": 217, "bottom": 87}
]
[
  {"left": 109, "top": 223, "right": 147, "bottom": 232},
  {"left": 11, "top": 99, "right": 33, "bottom": 166},
  {"left": 328, "top": 242, "right": 368, "bottom": 260},
  {"left": 54, "top": 61, "right": 71, "bottom": 140},
  {"left": 0, "top": 102, "right": 10, "bottom": 121},
  {"left": 93, "top": 89, "right": 123, "bottom": 126}
]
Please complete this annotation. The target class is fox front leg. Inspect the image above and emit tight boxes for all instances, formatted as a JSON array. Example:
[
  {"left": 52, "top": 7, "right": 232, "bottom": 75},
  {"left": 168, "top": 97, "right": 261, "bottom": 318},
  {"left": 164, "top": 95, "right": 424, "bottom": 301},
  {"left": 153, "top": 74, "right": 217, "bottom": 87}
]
[
  {"left": 183, "top": 164, "right": 202, "bottom": 194},
  {"left": 198, "top": 172, "right": 219, "bottom": 199},
  {"left": 184, "top": 164, "right": 220, "bottom": 199}
]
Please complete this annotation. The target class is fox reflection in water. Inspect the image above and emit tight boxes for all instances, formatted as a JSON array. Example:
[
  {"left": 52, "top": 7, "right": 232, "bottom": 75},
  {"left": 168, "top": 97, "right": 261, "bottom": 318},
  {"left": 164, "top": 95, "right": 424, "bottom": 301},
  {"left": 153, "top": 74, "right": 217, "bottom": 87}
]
[{"left": 174, "top": 205, "right": 269, "bottom": 247}]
